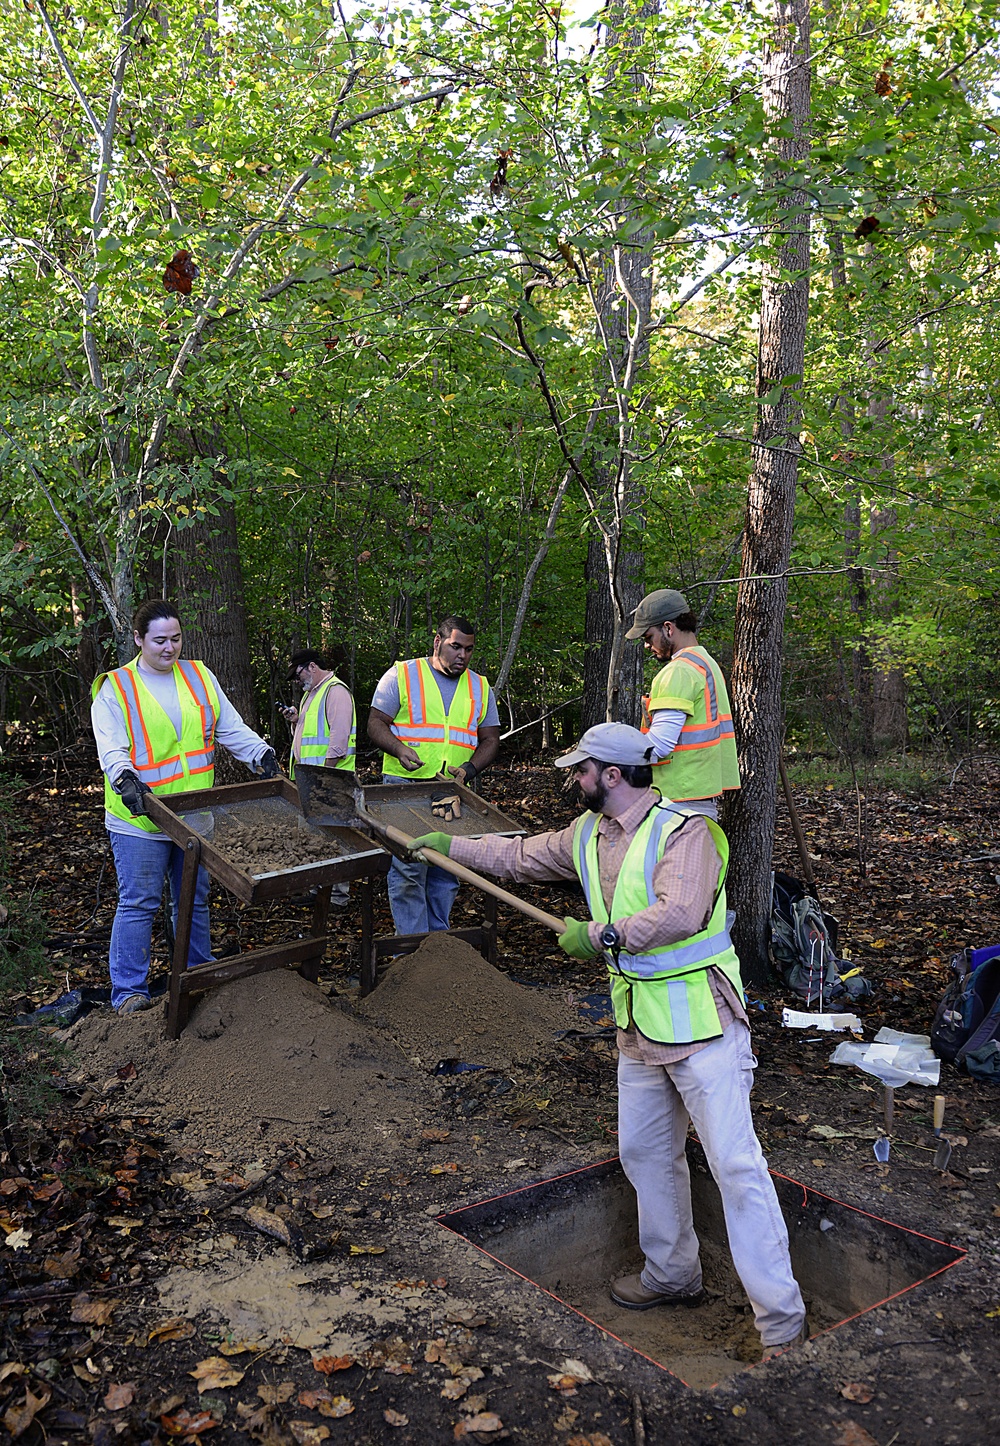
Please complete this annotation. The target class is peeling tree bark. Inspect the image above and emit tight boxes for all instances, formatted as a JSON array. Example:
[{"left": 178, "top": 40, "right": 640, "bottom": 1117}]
[{"left": 725, "top": 0, "right": 811, "bottom": 985}]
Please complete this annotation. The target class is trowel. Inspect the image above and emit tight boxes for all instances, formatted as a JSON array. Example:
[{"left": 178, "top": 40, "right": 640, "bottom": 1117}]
[{"left": 295, "top": 764, "right": 567, "bottom": 935}]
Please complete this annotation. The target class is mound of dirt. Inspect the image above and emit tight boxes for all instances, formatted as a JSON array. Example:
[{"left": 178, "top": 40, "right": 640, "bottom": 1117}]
[
  {"left": 211, "top": 812, "right": 348, "bottom": 875},
  {"left": 356, "top": 931, "right": 579, "bottom": 1070},
  {"left": 65, "top": 969, "right": 434, "bottom": 1162}
]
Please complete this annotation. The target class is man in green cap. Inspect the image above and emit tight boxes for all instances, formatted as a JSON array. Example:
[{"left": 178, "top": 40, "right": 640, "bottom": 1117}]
[{"left": 625, "top": 589, "right": 740, "bottom": 820}]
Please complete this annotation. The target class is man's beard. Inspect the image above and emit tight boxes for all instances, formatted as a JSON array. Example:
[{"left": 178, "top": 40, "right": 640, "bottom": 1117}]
[{"left": 582, "top": 775, "right": 608, "bottom": 812}]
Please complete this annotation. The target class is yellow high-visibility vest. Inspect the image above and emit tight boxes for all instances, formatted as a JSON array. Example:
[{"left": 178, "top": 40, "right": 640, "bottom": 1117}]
[
  {"left": 381, "top": 658, "right": 490, "bottom": 779},
  {"left": 290, "top": 674, "right": 356, "bottom": 780},
  {"left": 572, "top": 802, "right": 743, "bottom": 1044},
  {"left": 92, "top": 659, "right": 220, "bottom": 832}
]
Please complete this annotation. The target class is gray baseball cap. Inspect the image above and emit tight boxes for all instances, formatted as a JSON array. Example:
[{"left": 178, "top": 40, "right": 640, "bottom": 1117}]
[
  {"left": 625, "top": 588, "right": 690, "bottom": 641},
  {"left": 555, "top": 722, "right": 655, "bottom": 769}
]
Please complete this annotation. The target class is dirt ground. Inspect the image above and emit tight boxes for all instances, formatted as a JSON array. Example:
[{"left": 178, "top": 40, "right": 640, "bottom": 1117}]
[{"left": 2, "top": 755, "right": 1000, "bottom": 1445}]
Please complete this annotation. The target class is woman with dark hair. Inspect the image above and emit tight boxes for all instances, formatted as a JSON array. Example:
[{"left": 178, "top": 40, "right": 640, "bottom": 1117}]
[{"left": 90, "top": 600, "right": 278, "bottom": 1014}]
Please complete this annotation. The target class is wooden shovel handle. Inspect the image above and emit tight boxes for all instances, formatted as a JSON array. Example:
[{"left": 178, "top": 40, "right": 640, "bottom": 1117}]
[{"left": 377, "top": 820, "right": 567, "bottom": 936}]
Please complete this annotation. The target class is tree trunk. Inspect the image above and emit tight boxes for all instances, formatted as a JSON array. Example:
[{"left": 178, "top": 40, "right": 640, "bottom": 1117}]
[
  {"left": 580, "top": 1, "right": 656, "bottom": 729},
  {"left": 725, "top": 0, "right": 811, "bottom": 986},
  {"left": 173, "top": 496, "right": 259, "bottom": 730}
]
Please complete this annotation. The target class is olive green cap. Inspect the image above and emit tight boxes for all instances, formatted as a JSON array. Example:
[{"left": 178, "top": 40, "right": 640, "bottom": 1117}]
[{"left": 625, "top": 588, "right": 690, "bottom": 641}]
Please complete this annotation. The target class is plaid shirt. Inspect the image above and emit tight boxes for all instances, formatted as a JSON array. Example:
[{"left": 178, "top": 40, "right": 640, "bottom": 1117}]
[{"left": 449, "top": 788, "right": 748, "bottom": 1063}]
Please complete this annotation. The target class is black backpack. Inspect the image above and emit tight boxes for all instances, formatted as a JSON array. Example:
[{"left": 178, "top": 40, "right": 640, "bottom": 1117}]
[
  {"left": 769, "top": 871, "right": 872, "bottom": 1006},
  {"left": 930, "top": 948, "right": 1000, "bottom": 1078}
]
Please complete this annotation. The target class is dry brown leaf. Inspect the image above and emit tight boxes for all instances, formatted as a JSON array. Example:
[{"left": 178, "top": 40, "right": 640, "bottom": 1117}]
[
  {"left": 297, "top": 1389, "right": 333, "bottom": 1409},
  {"left": 319, "top": 1397, "right": 354, "bottom": 1419},
  {"left": 425, "top": 1340, "right": 462, "bottom": 1366},
  {"left": 257, "top": 1382, "right": 297, "bottom": 1405},
  {"left": 0, "top": 1363, "right": 26, "bottom": 1384},
  {"left": 311, "top": 1354, "right": 355, "bottom": 1375},
  {"left": 441, "top": 1377, "right": 469, "bottom": 1400},
  {"left": 384, "top": 1409, "right": 409, "bottom": 1427},
  {"left": 308, "top": 1206, "right": 336, "bottom": 1220},
  {"left": 348, "top": 1243, "right": 386, "bottom": 1255},
  {"left": 832, "top": 1425, "right": 879, "bottom": 1446},
  {"left": 236, "top": 1402, "right": 273, "bottom": 1432},
  {"left": 554, "top": 1409, "right": 579, "bottom": 1432},
  {"left": 548, "top": 1373, "right": 583, "bottom": 1394},
  {"left": 72, "top": 1361, "right": 101, "bottom": 1384},
  {"left": 70, "top": 1292, "right": 116, "bottom": 1325},
  {"left": 446, "top": 1309, "right": 488, "bottom": 1328},
  {"left": 161, "top": 1407, "right": 219, "bottom": 1436},
  {"left": 245, "top": 1204, "right": 299, "bottom": 1250},
  {"left": 840, "top": 1382, "right": 875, "bottom": 1404},
  {"left": 566, "top": 1436, "right": 613, "bottom": 1446},
  {"left": 147, "top": 1317, "right": 196, "bottom": 1344},
  {"left": 190, "top": 1356, "right": 245, "bottom": 1392},
  {"left": 3, "top": 1385, "right": 51, "bottom": 1439},
  {"left": 43, "top": 1245, "right": 80, "bottom": 1279},
  {"left": 217, "top": 1337, "right": 264, "bottom": 1356},
  {"left": 289, "top": 1423, "right": 330, "bottom": 1445},
  {"left": 104, "top": 1381, "right": 136, "bottom": 1410},
  {"left": 421, "top": 1128, "right": 451, "bottom": 1141},
  {"left": 454, "top": 1414, "right": 503, "bottom": 1437},
  {"left": 429, "top": 1162, "right": 459, "bottom": 1175},
  {"left": 558, "top": 1359, "right": 593, "bottom": 1383}
]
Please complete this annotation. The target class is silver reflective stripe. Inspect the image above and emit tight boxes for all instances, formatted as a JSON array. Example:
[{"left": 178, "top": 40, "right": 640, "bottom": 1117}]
[
  {"left": 675, "top": 648, "right": 718, "bottom": 718},
  {"left": 619, "top": 928, "right": 734, "bottom": 980},
  {"left": 642, "top": 806, "right": 686, "bottom": 893},
  {"left": 575, "top": 813, "right": 601, "bottom": 917},
  {"left": 666, "top": 978, "right": 692, "bottom": 1040}
]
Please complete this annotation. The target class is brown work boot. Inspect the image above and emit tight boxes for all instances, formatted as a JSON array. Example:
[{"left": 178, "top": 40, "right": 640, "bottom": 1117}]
[
  {"left": 610, "top": 1273, "right": 704, "bottom": 1311},
  {"left": 760, "top": 1323, "right": 809, "bottom": 1360}
]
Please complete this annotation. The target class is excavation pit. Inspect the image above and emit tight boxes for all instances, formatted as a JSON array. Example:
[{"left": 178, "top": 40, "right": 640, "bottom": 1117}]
[{"left": 439, "top": 1151, "right": 965, "bottom": 1389}]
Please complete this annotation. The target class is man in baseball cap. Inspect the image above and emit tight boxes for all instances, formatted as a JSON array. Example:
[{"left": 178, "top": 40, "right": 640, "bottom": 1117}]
[
  {"left": 406, "top": 720, "right": 806, "bottom": 1359},
  {"left": 626, "top": 588, "right": 740, "bottom": 819}
]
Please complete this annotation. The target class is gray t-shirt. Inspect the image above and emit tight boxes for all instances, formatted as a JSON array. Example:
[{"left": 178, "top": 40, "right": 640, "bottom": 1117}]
[{"left": 371, "top": 660, "right": 500, "bottom": 727}]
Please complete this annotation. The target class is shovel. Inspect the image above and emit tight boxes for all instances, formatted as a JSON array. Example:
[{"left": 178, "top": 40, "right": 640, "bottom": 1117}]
[{"left": 295, "top": 764, "right": 567, "bottom": 936}]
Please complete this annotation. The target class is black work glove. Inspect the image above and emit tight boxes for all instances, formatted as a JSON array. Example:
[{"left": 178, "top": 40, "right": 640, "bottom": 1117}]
[
  {"left": 116, "top": 770, "right": 151, "bottom": 817},
  {"left": 254, "top": 748, "right": 280, "bottom": 779}
]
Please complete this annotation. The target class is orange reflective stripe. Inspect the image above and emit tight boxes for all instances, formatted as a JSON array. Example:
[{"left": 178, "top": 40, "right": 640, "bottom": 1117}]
[{"left": 111, "top": 668, "right": 155, "bottom": 769}]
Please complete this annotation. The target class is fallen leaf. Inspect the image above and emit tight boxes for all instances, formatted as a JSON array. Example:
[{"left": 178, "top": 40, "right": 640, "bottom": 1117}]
[
  {"left": 384, "top": 1409, "right": 409, "bottom": 1427},
  {"left": 161, "top": 1407, "right": 219, "bottom": 1436},
  {"left": 3, "top": 1385, "right": 51, "bottom": 1438},
  {"left": 308, "top": 1206, "right": 336, "bottom": 1220},
  {"left": 429, "top": 1163, "right": 459, "bottom": 1175},
  {"left": 190, "top": 1356, "right": 245, "bottom": 1392},
  {"left": 446, "top": 1309, "right": 488, "bottom": 1328},
  {"left": 169, "top": 1172, "right": 211, "bottom": 1192},
  {"left": 0, "top": 1363, "right": 26, "bottom": 1384},
  {"left": 235, "top": 1402, "right": 272, "bottom": 1431},
  {"left": 105, "top": 1381, "right": 136, "bottom": 1410},
  {"left": 43, "top": 1245, "right": 81, "bottom": 1279},
  {"left": 4, "top": 1227, "right": 31, "bottom": 1251},
  {"left": 147, "top": 1318, "right": 196, "bottom": 1344},
  {"left": 311, "top": 1355, "right": 355, "bottom": 1375},
  {"left": 70, "top": 1293, "right": 116, "bottom": 1325},
  {"left": 442, "top": 1378, "right": 469, "bottom": 1400},
  {"left": 454, "top": 1413, "right": 503, "bottom": 1437},
  {"left": 245, "top": 1204, "right": 302, "bottom": 1253},
  {"left": 290, "top": 1423, "right": 330, "bottom": 1445},
  {"left": 298, "top": 1390, "right": 333, "bottom": 1409},
  {"left": 548, "top": 1374, "right": 581, "bottom": 1394},
  {"left": 566, "top": 1436, "right": 612, "bottom": 1446},
  {"left": 31, "top": 1180, "right": 63, "bottom": 1202},
  {"left": 72, "top": 1362, "right": 101, "bottom": 1384},
  {"left": 557, "top": 1359, "right": 593, "bottom": 1383},
  {"left": 319, "top": 1397, "right": 354, "bottom": 1419},
  {"left": 832, "top": 1424, "right": 879, "bottom": 1446},
  {"left": 258, "top": 1382, "right": 297, "bottom": 1405},
  {"left": 421, "top": 1129, "right": 451, "bottom": 1141},
  {"left": 348, "top": 1244, "right": 386, "bottom": 1255},
  {"left": 425, "top": 1340, "right": 464, "bottom": 1367},
  {"left": 554, "top": 1408, "right": 579, "bottom": 1431},
  {"left": 217, "top": 1337, "right": 264, "bottom": 1356},
  {"left": 840, "top": 1382, "right": 875, "bottom": 1404}
]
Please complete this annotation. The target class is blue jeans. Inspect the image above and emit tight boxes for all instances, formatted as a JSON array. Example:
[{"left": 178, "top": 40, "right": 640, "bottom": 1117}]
[
  {"left": 108, "top": 831, "right": 212, "bottom": 1009},
  {"left": 387, "top": 856, "right": 460, "bottom": 935}
]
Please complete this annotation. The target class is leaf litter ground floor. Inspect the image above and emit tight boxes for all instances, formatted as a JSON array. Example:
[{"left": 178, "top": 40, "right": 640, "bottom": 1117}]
[{"left": 3, "top": 761, "right": 1000, "bottom": 1444}]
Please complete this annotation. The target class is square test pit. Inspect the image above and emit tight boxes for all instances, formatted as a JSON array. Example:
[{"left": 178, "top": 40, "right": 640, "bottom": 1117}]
[{"left": 439, "top": 1148, "right": 965, "bottom": 1390}]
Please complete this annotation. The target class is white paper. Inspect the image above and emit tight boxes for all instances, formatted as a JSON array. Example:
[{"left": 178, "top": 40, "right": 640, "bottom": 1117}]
[{"left": 782, "top": 1008, "right": 862, "bottom": 1033}]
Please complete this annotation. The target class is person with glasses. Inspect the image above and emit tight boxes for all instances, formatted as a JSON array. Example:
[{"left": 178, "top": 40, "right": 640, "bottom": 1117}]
[
  {"left": 282, "top": 650, "right": 357, "bottom": 780},
  {"left": 408, "top": 721, "right": 806, "bottom": 1361},
  {"left": 91, "top": 599, "right": 279, "bottom": 1015}
]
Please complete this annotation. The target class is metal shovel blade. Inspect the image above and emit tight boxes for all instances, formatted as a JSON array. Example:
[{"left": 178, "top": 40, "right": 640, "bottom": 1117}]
[
  {"left": 295, "top": 762, "right": 364, "bottom": 827},
  {"left": 933, "top": 1137, "right": 953, "bottom": 1172}
]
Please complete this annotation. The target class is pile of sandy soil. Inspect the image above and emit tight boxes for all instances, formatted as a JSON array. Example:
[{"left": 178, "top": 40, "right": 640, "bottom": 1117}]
[
  {"left": 66, "top": 969, "right": 434, "bottom": 1160},
  {"left": 356, "top": 932, "right": 579, "bottom": 1069}
]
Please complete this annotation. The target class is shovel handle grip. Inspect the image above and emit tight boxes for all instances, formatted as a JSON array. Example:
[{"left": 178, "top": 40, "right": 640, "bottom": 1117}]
[{"left": 377, "top": 821, "right": 566, "bottom": 936}]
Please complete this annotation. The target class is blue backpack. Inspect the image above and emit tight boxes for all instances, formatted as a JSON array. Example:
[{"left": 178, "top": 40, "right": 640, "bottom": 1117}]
[{"left": 930, "top": 946, "right": 1000, "bottom": 1079}]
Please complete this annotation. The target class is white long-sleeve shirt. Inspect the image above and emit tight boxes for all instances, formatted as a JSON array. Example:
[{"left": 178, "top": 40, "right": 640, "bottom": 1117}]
[{"left": 91, "top": 660, "right": 269, "bottom": 839}]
